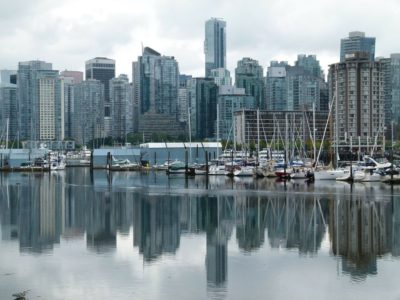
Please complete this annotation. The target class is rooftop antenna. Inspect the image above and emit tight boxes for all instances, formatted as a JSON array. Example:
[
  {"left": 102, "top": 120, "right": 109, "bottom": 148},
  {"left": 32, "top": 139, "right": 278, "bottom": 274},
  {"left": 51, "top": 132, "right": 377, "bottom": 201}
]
[{"left": 141, "top": 42, "right": 144, "bottom": 55}]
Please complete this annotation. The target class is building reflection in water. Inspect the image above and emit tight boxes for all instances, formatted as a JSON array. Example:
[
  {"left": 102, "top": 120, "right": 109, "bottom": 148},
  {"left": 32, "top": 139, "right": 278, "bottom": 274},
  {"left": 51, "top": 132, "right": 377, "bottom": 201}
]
[
  {"left": 2, "top": 171, "right": 400, "bottom": 287},
  {"left": 329, "top": 184, "right": 393, "bottom": 280}
]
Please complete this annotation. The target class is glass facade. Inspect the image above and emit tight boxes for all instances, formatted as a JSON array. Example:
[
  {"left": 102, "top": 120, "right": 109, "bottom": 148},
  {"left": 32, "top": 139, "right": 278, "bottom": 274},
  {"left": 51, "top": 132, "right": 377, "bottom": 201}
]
[
  {"left": 73, "top": 80, "right": 105, "bottom": 146},
  {"left": 235, "top": 58, "right": 265, "bottom": 109},
  {"left": 204, "top": 18, "right": 226, "bottom": 77},
  {"left": 340, "top": 31, "right": 375, "bottom": 62},
  {"left": 110, "top": 74, "right": 133, "bottom": 139}
]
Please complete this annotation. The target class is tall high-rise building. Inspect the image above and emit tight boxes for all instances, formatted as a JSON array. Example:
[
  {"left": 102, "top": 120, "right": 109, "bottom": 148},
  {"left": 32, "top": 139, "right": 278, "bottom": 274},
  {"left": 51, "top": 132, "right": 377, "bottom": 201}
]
[
  {"left": 110, "top": 74, "right": 133, "bottom": 140},
  {"left": 60, "top": 70, "right": 83, "bottom": 84},
  {"left": 265, "top": 57, "right": 328, "bottom": 112},
  {"left": 340, "top": 31, "right": 376, "bottom": 62},
  {"left": 17, "top": 61, "right": 64, "bottom": 141},
  {"left": 295, "top": 54, "right": 324, "bottom": 79},
  {"left": 235, "top": 58, "right": 265, "bottom": 109},
  {"left": 60, "top": 71, "right": 83, "bottom": 140},
  {"left": 177, "top": 75, "right": 192, "bottom": 124},
  {"left": 391, "top": 54, "right": 400, "bottom": 124},
  {"left": 0, "top": 82, "right": 18, "bottom": 141},
  {"left": 73, "top": 80, "right": 104, "bottom": 146},
  {"left": 187, "top": 78, "right": 218, "bottom": 139},
  {"left": 329, "top": 52, "right": 385, "bottom": 146},
  {"left": 217, "top": 86, "right": 255, "bottom": 140},
  {"left": 265, "top": 61, "right": 288, "bottom": 111},
  {"left": 0, "top": 70, "right": 17, "bottom": 84},
  {"left": 134, "top": 47, "right": 185, "bottom": 139},
  {"left": 210, "top": 68, "right": 232, "bottom": 86},
  {"left": 204, "top": 18, "right": 226, "bottom": 77},
  {"left": 85, "top": 57, "right": 115, "bottom": 137}
]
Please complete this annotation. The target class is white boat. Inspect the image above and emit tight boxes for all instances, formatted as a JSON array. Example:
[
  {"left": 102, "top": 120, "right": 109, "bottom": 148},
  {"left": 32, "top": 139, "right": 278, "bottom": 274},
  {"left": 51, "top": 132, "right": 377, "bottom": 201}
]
[
  {"left": 314, "top": 168, "right": 346, "bottom": 180},
  {"left": 233, "top": 165, "right": 255, "bottom": 177},
  {"left": 353, "top": 169, "right": 387, "bottom": 182},
  {"left": 111, "top": 157, "right": 139, "bottom": 169},
  {"left": 50, "top": 159, "right": 66, "bottom": 170},
  {"left": 208, "top": 164, "right": 226, "bottom": 175}
]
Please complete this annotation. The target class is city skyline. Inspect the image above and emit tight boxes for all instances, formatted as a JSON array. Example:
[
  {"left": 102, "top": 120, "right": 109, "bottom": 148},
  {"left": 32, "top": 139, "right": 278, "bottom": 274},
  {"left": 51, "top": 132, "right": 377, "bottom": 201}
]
[{"left": 1, "top": 0, "right": 400, "bottom": 79}]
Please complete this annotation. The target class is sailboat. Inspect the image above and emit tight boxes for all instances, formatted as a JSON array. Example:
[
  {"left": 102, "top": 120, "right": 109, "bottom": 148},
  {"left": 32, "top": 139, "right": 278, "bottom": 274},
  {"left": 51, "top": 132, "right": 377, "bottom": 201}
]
[{"left": 314, "top": 81, "right": 347, "bottom": 180}]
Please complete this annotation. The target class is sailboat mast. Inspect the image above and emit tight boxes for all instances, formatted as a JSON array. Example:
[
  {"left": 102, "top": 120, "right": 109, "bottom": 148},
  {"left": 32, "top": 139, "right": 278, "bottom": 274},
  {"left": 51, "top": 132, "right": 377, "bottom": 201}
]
[
  {"left": 335, "top": 68, "right": 339, "bottom": 169},
  {"left": 188, "top": 106, "right": 192, "bottom": 163},
  {"left": 5, "top": 118, "right": 9, "bottom": 150},
  {"left": 257, "top": 109, "right": 260, "bottom": 159},
  {"left": 216, "top": 103, "right": 219, "bottom": 159},
  {"left": 313, "top": 102, "right": 316, "bottom": 166}
]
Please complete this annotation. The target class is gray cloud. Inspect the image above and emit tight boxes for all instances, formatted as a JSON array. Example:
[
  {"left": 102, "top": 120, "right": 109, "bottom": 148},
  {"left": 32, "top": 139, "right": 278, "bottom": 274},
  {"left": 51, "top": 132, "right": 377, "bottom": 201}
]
[{"left": 0, "top": 0, "right": 399, "bottom": 78}]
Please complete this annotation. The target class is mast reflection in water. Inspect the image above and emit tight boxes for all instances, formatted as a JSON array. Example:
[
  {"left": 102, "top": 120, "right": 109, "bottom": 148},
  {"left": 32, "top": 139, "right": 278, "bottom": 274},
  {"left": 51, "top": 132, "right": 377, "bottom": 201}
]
[{"left": 1, "top": 170, "right": 400, "bottom": 300}]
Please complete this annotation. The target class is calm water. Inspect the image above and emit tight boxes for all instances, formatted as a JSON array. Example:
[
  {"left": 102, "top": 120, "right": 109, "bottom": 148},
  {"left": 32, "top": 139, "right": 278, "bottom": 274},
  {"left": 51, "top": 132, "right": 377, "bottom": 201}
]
[{"left": 1, "top": 169, "right": 400, "bottom": 300}]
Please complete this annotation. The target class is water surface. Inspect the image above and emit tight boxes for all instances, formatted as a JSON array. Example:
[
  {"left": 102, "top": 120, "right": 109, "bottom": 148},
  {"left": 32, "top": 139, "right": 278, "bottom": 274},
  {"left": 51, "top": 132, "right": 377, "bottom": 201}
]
[{"left": 1, "top": 169, "right": 400, "bottom": 299}]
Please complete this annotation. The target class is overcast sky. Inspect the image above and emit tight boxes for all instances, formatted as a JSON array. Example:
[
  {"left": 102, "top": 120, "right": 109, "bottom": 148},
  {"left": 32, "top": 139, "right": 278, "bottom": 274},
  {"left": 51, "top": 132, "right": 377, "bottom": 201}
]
[{"left": 1, "top": 0, "right": 400, "bottom": 79}]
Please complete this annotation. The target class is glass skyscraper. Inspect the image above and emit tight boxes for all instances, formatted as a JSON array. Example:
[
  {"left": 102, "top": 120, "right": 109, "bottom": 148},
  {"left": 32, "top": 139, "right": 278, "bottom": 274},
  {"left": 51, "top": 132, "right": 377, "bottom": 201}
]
[
  {"left": 204, "top": 18, "right": 226, "bottom": 77},
  {"left": 134, "top": 47, "right": 185, "bottom": 139},
  {"left": 85, "top": 57, "right": 115, "bottom": 137},
  {"left": 235, "top": 58, "right": 265, "bottom": 109},
  {"left": 340, "top": 31, "right": 375, "bottom": 62}
]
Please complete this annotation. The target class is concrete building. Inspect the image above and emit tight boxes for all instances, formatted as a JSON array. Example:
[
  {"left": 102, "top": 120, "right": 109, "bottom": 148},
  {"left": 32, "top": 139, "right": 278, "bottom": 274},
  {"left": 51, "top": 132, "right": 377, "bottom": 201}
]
[
  {"left": 60, "top": 70, "right": 83, "bottom": 84},
  {"left": 217, "top": 86, "right": 255, "bottom": 140},
  {"left": 85, "top": 57, "right": 115, "bottom": 137},
  {"left": 177, "top": 74, "right": 192, "bottom": 124},
  {"left": 210, "top": 68, "right": 232, "bottom": 86},
  {"left": 110, "top": 74, "right": 133, "bottom": 140},
  {"left": 235, "top": 58, "right": 265, "bottom": 109},
  {"left": 391, "top": 54, "right": 400, "bottom": 124},
  {"left": 73, "top": 80, "right": 104, "bottom": 146},
  {"left": 340, "top": 31, "right": 375, "bottom": 62},
  {"left": 60, "top": 71, "right": 83, "bottom": 140},
  {"left": 328, "top": 52, "right": 385, "bottom": 147},
  {"left": 17, "top": 61, "right": 64, "bottom": 141},
  {"left": 233, "top": 109, "right": 329, "bottom": 147},
  {"left": 204, "top": 18, "right": 226, "bottom": 77}
]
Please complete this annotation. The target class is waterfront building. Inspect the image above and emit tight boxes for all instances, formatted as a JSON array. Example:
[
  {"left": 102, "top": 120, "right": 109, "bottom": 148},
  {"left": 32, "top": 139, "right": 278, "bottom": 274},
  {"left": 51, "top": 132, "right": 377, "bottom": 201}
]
[
  {"left": 204, "top": 18, "right": 226, "bottom": 77},
  {"left": 328, "top": 52, "right": 385, "bottom": 147},
  {"left": 187, "top": 78, "right": 218, "bottom": 139},
  {"left": 233, "top": 109, "right": 329, "bottom": 147},
  {"left": 85, "top": 57, "right": 115, "bottom": 137},
  {"left": 132, "top": 61, "right": 140, "bottom": 133},
  {"left": 17, "top": 60, "right": 64, "bottom": 141},
  {"left": 60, "top": 71, "right": 83, "bottom": 140},
  {"left": 218, "top": 86, "right": 255, "bottom": 140},
  {"left": 134, "top": 47, "right": 185, "bottom": 139},
  {"left": 210, "top": 68, "right": 232, "bottom": 86},
  {"left": 177, "top": 74, "right": 192, "bottom": 123},
  {"left": 110, "top": 74, "right": 133, "bottom": 140},
  {"left": 0, "top": 82, "right": 18, "bottom": 141},
  {"left": 340, "top": 31, "right": 375, "bottom": 62},
  {"left": 391, "top": 54, "right": 400, "bottom": 124},
  {"left": 72, "top": 79, "right": 104, "bottom": 146},
  {"left": 235, "top": 58, "right": 265, "bottom": 109}
]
